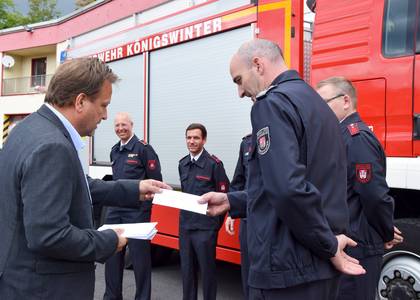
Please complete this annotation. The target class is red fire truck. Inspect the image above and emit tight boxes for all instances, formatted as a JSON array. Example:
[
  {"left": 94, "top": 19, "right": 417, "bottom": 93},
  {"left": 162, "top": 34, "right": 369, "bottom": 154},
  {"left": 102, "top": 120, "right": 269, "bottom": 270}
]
[
  {"left": 1, "top": 0, "right": 419, "bottom": 298},
  {"left": 310, "top": 1, "right": 420, "bottom": 298},
  {"left": 76, "top": 1, "right": 419, "bottom": 297}
]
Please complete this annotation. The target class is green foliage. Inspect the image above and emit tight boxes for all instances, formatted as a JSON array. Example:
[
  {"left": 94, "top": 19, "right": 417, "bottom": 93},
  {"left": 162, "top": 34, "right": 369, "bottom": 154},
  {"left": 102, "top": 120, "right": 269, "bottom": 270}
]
[
  {"left": 0, "top": 0, "right": 61, "bottom": 30},
  {"left": 27, "top": 0, "right": 60, "bottom": 23},
  {"left": 0, "top": 0, "right": 26, "bottom": 30}
]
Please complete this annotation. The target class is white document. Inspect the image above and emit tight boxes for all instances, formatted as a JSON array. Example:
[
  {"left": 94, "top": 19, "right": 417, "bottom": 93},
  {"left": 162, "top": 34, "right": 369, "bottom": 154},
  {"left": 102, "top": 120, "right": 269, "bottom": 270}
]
[
  {"left": 98, "top": 222, "right": 158, "bottom": 240},
  {"left": 153, "top": 189, "right": 208, "bottom": 215}
]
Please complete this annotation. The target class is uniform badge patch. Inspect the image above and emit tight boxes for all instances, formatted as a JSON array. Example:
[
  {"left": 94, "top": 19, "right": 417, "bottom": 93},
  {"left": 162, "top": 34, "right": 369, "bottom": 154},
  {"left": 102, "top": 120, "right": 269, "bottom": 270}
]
[
  {"left": 148, "top": 160, "right": 156, "bottom": 170},
  {"left": 219, "top": 182, "right": 227, "bottom": 192},
  {"left": 347, "top": 123, "right": 360, "bottom": 136},
  {"left": 356, "top": 163, "right": 371, "bottom": 183},
  {"left": 257, "top": 127, "right": 270, "bottom": 155}
]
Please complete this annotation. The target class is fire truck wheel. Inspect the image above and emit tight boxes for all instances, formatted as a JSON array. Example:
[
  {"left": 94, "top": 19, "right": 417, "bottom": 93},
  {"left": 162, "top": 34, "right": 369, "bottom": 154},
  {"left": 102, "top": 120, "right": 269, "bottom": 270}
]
[{"left": 376, "top": 218, "right": 420, "bottom": 300}]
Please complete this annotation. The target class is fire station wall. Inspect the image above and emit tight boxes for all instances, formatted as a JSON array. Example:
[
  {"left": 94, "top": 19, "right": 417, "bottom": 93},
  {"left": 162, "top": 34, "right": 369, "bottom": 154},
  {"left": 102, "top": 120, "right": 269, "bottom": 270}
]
[
  {"left": 149, "top": 26, "right": 252, "bottom": 185},
  {"left": 68, "top": 0, "right": 251, "bottom": 59},
  {"left": 92, "top": 55, "right": 144, "bottom": 164}
]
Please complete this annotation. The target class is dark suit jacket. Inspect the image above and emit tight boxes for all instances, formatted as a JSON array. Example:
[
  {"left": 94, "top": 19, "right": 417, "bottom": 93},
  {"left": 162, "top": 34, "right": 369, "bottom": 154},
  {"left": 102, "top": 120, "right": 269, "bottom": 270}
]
[{"left": 0, "top": 104, "right": 140, "bottom": 299}]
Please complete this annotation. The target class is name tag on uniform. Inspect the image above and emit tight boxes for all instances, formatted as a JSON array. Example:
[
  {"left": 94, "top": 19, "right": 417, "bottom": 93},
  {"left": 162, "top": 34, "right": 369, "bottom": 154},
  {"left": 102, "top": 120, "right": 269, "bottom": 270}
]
[
  {"left": 128, "top": 153, "right": 138, "bottom": 158},
  {"left": 196, "top": 175, "right": 210, "bottom": 181},
  {"left": 126, "top": 159, "right": 139, "bottom": 165}
]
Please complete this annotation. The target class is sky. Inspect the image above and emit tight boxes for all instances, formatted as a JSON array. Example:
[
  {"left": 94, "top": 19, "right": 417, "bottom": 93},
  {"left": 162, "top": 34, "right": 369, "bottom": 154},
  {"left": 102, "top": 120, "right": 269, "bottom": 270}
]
[{"left": 12, "top": 0, "right": 76, "bottom": 16}]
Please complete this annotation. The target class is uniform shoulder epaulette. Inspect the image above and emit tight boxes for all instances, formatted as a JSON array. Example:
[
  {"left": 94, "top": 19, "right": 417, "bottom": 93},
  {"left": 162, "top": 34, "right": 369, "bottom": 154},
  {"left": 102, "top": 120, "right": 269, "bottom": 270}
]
[
  {"left": 242, "top": 133, "right": 252, "bottom": 140},
  {"left": 211, "top": 154, "right": 222, "bottom": 164},
  {"left": 347, "top": 123, "right": 360, "bottom": 136},
  {"left": 138, "top": 139, "right": 148, "bottom": 145},
  {"left": 179, "top": 154, "right": 190, "bottom": 162}
]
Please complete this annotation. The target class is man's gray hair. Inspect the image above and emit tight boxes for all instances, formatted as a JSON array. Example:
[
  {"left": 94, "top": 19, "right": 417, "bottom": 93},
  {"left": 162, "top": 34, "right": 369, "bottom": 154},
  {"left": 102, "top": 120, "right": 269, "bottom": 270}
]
[
  {"left": 316, "top": 76, "right": 358, "bottom": 108},
  {"left": 237, "top": 39, "right": 284, "bottom": 67}
]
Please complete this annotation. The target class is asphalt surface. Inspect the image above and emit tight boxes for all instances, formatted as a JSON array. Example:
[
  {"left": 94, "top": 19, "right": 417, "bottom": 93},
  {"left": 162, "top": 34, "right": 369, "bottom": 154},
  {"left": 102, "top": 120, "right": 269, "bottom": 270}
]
[{"left": 94, "top": 250, "right": 243, "bottom": 300}]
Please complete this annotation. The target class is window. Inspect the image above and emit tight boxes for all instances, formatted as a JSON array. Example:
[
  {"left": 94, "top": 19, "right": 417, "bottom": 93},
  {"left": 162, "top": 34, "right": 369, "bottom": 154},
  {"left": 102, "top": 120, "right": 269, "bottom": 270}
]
[
  {"left": 31, "top": 57, "right": 46, "bottom": 87},
  {"left": 382, "top": 0, "right": 416, "bottom": 57}
]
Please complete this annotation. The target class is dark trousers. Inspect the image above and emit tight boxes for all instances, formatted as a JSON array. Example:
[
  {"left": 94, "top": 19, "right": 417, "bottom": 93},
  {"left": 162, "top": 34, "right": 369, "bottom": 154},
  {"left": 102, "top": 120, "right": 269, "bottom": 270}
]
[
  {"left": 239, "top": 219, "right": 249, "bottom": 300},
  {"left": 337, "top": 254, "right": 382, "bottom": 300},
  {"left": 103, "top": 208, "right": 151, "bottom": 300},
  {"left": 179, "top": 228, "right": 218, "bottom": 300},
  {"left": 249, "top": 277, "right": 340, "bottom": 300}
]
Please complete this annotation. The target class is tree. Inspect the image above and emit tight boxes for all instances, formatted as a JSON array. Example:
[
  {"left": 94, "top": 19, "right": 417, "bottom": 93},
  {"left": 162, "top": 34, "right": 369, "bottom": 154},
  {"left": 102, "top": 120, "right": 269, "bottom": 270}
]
[
  {"left": 0, "top": 0, "right": 26, "bottom": 30},
  {"left": 75, "top": 0, "right": 96, "bottom": 9},
  {"left": 27, "top": 0, "right": 60, "bottom": 23}
]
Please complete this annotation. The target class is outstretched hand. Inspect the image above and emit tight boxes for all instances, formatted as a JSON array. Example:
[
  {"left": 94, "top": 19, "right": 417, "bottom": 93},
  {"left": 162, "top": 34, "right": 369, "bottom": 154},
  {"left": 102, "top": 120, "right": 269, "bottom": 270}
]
[
  {"left": 198, "top": 192, "right": 230, "bottom": 217},
  {"left": 330, "top": 234, "right": 366, "bottom": 275},
  {"left": 139, "top": 179, "right": 172, "bottom": 201}
]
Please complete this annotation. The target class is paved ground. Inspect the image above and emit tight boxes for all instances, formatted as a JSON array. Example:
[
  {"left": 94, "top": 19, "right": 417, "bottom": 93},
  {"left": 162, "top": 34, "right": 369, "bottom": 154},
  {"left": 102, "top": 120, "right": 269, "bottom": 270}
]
[{"left": 94, "top": 250, "right": 243, "bottom": 300}]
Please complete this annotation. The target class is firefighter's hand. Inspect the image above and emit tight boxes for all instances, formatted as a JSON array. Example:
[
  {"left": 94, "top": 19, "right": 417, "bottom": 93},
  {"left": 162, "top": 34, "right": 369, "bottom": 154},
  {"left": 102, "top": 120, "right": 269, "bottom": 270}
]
[
  {"left": 330, "top": 234, "right": 366, "bottom": 275},
  {"left": 225, "top": 216, "right": 235, "bottom": 235},
  {"left": 112, "top": 228, "right": 127, "bottom": 253},
  {"left": 139, "top": 179, "right": 172, "bottom": 201},
  {"left": 199, "top": 192, "right": 230, "bottom": 217},
  {"left": 385, "top": 226, "right": 403, "bottom": 250}
]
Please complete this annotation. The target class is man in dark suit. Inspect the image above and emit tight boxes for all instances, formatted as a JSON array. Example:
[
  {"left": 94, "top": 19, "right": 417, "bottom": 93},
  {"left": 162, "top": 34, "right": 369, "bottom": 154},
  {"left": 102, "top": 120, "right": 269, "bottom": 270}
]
[{"left": 0, "top": 57, "right": 169, "bottom": 300}]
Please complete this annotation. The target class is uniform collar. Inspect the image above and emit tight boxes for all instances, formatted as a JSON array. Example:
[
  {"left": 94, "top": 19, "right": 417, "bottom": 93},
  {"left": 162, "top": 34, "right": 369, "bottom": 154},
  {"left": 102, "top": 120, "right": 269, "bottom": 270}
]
[
  {"left": 340, "top": 112, "right": 361, "bottom": 127},
  {"left": 256, "top": 70, "right": 301, "bottom": 101},
  {"left": 121, "top": 134, "right": 138, "bottom": 151},
  {"left": 182, "top": 149, "right": 208, "bottom": 168}
]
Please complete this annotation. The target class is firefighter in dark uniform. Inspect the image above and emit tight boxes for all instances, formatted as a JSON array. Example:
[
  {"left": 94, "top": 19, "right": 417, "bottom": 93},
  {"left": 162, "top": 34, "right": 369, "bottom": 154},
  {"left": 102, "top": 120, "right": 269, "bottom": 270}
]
[
  {"left": 200, "top": 39, "right": 367, "bottom": 300},
  {"left": 178, "top": 123, "right": 229, "bottom": 300},
  {"left": 316, "top": 77, "right": 403, "bottom": 300},
  {"left": 224, "top": 134, "right": 251, "bottom": 299},
  {"left": 103, "top": 112, "right": 162, "bottom": 300}
]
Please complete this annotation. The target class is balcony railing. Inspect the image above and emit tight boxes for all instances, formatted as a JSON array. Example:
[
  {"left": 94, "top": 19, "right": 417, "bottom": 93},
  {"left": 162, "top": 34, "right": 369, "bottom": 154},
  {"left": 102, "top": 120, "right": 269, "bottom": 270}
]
[{"left": 2, "top": 74, "right": 53, "bottom": 96}]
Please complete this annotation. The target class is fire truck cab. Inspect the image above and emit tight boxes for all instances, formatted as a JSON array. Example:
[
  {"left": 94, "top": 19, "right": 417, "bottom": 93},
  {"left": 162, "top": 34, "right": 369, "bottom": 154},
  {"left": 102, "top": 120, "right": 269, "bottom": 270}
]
[{"left": 311, "top": 0, "right": 420, "bottom": 298}]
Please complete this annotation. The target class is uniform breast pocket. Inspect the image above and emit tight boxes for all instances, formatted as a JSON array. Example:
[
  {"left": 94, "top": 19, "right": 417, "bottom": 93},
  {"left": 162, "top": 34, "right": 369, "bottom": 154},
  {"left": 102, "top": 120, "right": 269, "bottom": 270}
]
[
  {"left": 124, "top": 158, "right": 142, "bottom": 175},
  {"left": 195, "top": 175, "right": 213, "bottom": 194}
]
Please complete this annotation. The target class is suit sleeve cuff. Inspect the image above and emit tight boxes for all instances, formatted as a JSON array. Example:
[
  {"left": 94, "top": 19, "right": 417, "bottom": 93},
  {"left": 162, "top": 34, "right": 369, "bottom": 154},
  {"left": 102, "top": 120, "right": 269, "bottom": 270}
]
[{"left": 227, "top": 191, "right": 247, "bottom": 219}]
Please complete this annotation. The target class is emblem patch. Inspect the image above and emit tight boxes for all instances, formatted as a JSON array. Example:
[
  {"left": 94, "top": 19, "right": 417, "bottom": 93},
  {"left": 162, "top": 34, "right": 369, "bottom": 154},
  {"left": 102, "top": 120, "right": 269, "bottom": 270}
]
[
  {"left": 256, "top": 127, "right": 270, "bottom": 155},
  {"left": 219, "top": 182, "right": 227, "bottom": 192},
  {"left": 128, "top": 153, "right": 138, "bottom": 158},
  {"left": 356, "top": 163, "right": 371, "bottom": 183},
  {"left": 148, "top": 160, "right": 156, "bottom": 170}
]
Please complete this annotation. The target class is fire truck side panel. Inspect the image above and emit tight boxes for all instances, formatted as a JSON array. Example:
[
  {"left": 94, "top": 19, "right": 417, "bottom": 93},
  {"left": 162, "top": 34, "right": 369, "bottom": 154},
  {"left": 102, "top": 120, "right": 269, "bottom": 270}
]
[
  {"left": 311, "top": 0, "right": 415, "bottom": 158},
  {"left": 311, "top": 1, "right": 420, "bottom": 298}
]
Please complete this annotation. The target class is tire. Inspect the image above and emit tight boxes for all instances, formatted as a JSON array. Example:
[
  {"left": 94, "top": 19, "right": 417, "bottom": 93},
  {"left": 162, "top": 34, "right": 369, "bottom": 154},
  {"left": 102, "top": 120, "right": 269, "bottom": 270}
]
[{"left": 376, "top": 218, "right": 420, "bottom": 300}]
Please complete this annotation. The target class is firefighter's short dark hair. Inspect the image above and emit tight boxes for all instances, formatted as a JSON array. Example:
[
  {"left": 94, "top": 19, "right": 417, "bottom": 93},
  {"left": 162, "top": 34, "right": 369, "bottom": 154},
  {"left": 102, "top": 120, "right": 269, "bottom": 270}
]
[{"left": 186, "top": 123, "right": 207, "bottom": 140}]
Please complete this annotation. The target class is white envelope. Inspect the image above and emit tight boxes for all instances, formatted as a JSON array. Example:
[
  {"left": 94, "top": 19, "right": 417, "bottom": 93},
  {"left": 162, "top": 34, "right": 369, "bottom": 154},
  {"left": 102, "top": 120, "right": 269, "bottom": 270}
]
[
  {"left": 98, "top": 222, "right": 158, "bottom": 240},
  {"left": 153, "top": 189, "right": 208, "bottom": 215}
]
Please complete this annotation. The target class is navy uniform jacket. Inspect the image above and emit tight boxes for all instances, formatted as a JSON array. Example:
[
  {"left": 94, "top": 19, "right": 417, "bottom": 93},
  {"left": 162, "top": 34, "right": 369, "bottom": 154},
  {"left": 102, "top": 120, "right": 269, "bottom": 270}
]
[
  {"left": 229, "top": 70, "right": 349, "bottom": 289},
  {"left": 341, "top": 112, "right": 394, "bottom": 258},
  {"left": 179, "top": 149, "right": 229, "bottom": 230},
  {"left": 230, "top": 134, "right": 251, "bottom": 193},
  {"left": 109, "top": 135, "right": 162, "bottom": 212}
]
